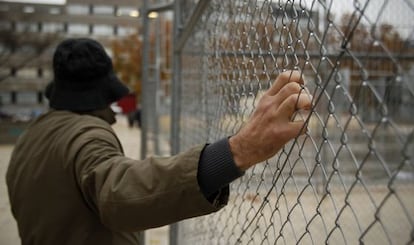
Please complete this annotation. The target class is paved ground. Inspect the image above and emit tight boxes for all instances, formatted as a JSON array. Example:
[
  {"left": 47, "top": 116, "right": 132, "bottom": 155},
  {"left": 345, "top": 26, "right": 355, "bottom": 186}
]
[
  {"left": 0, "top": 115, "right": 168, "bottom": 245},
  {"left": 0, "top": 144, "right": 18, "bottom": 245}
]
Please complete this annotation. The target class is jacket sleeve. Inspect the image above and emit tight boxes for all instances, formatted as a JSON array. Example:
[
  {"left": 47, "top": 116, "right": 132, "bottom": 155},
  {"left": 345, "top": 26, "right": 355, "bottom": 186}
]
[{"left": 72, "top": 127, "right": 228, "bottom": 232}]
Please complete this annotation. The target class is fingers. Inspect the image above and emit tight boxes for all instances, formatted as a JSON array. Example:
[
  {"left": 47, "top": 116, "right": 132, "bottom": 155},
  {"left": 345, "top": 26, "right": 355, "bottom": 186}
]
[
  {"left": 284, "top": 92, "right": 312, "bottom": 137},
  {"left": 289, "top": 120, "right": 308, "bottom": 136},
  {"left": 228, "top": 70, "right": 312, "bottom": 170},
  {"left": 266, "top": 70, "right": 305, "bottom": 96},
  {"left": 278, "top": 92, "right": 312, "bottom": 120},
  {"left": 273, "top": 82, "right": 303, "bottom": 107}
]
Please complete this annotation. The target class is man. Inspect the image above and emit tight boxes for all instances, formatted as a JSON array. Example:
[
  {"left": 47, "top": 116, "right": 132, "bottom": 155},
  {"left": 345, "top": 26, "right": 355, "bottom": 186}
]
[{"left": 6, "top": 38, "right": 311, "bottom": 244}]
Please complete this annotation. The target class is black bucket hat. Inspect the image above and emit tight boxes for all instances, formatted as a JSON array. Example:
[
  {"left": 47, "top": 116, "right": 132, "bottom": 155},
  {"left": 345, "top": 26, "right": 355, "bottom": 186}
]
[{"left": 45, "top": 38, "right": 129, "bottom": 111}]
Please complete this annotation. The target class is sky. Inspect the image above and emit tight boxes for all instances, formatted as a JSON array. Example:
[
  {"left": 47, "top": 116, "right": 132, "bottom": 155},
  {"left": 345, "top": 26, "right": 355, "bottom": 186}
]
[
  {"left": 1, "top": 0, "right": 65, "bottom": 4},
  {"left": 301, "top": 0, "right": 413, "bottom": 38}
]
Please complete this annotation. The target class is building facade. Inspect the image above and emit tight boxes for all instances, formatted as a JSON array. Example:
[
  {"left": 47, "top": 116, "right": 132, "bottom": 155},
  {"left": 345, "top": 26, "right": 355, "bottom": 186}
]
[{"left": 0, "top": 0, "right": 142, "bottom": 118}]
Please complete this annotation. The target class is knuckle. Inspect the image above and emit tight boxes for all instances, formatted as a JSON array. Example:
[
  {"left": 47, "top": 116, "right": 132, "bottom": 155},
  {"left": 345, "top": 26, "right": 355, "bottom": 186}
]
[
  {"left": 256, "top": 95, "right": 272, "bottom": 112},
  {"left": 288, "top": 93, "right": 299, "bottom": 104},
  {"left": 278, "top": 70, "right": 291, "bottom": 81},
  {"left": 285, "top": 82, "right": 301, "bottom": 94}
]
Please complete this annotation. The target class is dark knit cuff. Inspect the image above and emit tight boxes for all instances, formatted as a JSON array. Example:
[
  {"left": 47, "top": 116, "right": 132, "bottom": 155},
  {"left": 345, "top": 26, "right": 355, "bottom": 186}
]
[{"left": 197, "top": 137, "right": 244, "bottom": 200}]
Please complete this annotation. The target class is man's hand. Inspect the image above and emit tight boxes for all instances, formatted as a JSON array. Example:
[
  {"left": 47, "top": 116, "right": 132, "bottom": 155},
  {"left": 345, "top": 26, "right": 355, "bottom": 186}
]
[{"left": 229, "top": 70, "right": 312, "bottom": 171}]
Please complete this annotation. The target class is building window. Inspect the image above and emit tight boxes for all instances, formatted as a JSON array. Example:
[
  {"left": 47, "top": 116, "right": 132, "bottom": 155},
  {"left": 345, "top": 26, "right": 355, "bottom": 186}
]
[
  {"left": 22, "top": 6, "right": 35, "bottom": 14},
  {"left": 18, "top": 68, "right": 37, "bottom": 79},
  {"left": 116, "top": 6, "right": 139, "bottom": 17},
  {"left": 93, "top": 5, "right": 113, "bottom": 16},
  {"left": 43, "top": 22, "right": 64, "bottom": 33},
  {"left": 67, "top": 4, "right": 89, "bottom": 15},
  {"left": 68, "top": 23, "right": 89, "bottom": 35},
  {"left": 118, "top": 26, "right": 137, "bottom": 37},
  {"left": 49, "top": 7, "right": 61, "bottom": 15},
  {"left": 93, "top": 24, "right": 113, "bottom": 36},
  {"left": 17, "top": 92, "right": 38, "bottom": 104},
  {"left": 16, "top": 22, "right": 38, "bottom": 32}
]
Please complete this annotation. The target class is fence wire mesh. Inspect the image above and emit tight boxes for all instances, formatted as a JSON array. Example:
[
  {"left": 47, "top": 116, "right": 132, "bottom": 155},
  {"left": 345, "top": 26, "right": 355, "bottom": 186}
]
[{"left": 173, "top": 0, "right": 414, "bottom": 244}]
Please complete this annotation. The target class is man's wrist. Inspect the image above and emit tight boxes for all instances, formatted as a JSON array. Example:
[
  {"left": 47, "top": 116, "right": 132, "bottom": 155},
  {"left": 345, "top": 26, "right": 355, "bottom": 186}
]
[{"left": 228, "top": 135, "right": 251, "bottom": 171}]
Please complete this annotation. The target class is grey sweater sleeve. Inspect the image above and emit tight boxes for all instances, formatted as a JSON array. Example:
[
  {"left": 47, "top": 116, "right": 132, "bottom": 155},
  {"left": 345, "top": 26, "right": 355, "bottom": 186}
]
[{"left": 197, "top": 138, "right": 244, "bottom": 200}]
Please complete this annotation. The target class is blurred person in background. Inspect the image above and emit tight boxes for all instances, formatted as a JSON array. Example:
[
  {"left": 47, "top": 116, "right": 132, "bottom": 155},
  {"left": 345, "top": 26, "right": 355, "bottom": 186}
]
[
  {"left": 6, "top": 38, "right": 311, "bottom": 245},
  {"left": 127, "top": 105, "right": 141, "bottom": 129}
]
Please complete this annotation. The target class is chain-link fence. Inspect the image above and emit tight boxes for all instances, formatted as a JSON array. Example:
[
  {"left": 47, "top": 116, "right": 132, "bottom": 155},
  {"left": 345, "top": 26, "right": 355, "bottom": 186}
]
[{"left": 169, "top": 0, "right": 414, "bottom": 244}]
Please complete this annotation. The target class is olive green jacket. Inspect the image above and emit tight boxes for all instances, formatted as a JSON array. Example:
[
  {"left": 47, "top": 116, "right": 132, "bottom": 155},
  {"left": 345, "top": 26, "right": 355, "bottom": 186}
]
[{"left": 6, "top": 110, "right": 227, "bottom": 245}]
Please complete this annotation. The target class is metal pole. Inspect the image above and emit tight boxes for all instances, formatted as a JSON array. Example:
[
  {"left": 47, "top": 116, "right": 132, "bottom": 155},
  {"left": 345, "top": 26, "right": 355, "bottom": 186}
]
[
  {"left": 169, "top": 1, "right": 211, "bottom": 242},
  {"left": 169, "top": 0, "right": 182, "bottom": 244},
  {"left": 154, "top": 16, "right": 161, "bottom": 155},
  {"left": 141, "top": 0, "right": 149, "bottom": 160},
  {"left": 139, "top": 0, "right": 149, "bottom": 243},
  {"left": 171, "top": 0, "right": 182, "bottom": 157},
  {"left": 174, "top": 0, "right": 212, "bottom": 53}
]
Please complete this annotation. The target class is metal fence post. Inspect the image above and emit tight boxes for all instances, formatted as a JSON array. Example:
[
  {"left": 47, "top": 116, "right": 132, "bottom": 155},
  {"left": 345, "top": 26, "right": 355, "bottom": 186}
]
[
  {"left": 139, "top": 0, "right": 150, "bottom": 243},
  {"left": 169, "top": 0, "right": 182, "bottom": 244},
  {"left": 141, "top": 0, "right": 149, "bottom": 160}
]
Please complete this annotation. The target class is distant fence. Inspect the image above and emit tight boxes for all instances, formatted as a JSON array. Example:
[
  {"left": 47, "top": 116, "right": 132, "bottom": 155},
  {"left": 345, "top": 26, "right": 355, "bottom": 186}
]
[{"left": 163, "top": 0, "right": 414, "bottom": 244}]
